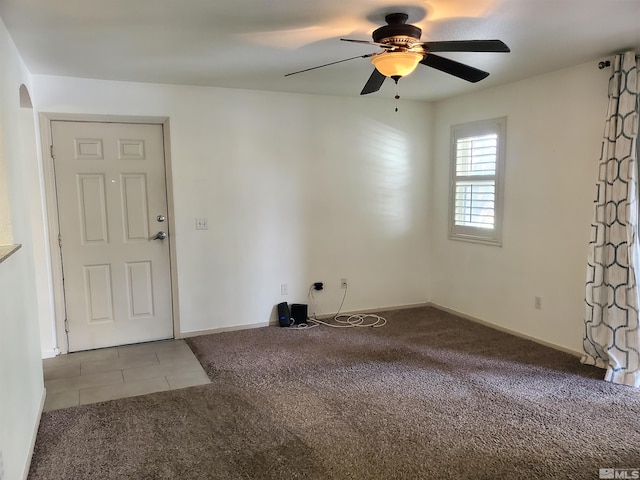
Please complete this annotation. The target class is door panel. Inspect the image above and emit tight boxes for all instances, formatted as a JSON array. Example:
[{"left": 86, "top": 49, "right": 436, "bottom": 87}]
[
  {"left": 52, "top": 121, "right": 173, "bottom": 351},
  {"left": 122, "top": 174, "right": 150, "bottom": 241},
  {"left": 84, "top": 264, "right": 114, "bottom": 323},
  {"left": 126, "top": 261, "right": 154, "bottom": 317},
  {"left": 78, "top": 174, "right": 109, "bottom": 243}
]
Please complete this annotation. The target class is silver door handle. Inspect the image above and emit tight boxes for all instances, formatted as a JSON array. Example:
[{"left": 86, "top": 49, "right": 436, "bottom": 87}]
[{"left": 152, "top": 231, "right": 167, "bottom": 240}]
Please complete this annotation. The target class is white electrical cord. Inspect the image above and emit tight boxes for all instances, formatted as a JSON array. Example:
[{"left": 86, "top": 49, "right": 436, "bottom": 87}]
[{"left": 294, "top": 283, "right": 386, "bottom": 329}]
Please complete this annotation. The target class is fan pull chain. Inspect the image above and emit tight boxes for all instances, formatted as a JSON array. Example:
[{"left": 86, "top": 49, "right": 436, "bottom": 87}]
[{"left": 393, "top": 76, "right": 401, "bottom": 112}]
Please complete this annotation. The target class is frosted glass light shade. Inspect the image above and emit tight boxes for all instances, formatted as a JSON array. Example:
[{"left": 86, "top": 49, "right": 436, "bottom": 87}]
[{"left": 371, "top": 52, "right": 423, "bottom": 77}]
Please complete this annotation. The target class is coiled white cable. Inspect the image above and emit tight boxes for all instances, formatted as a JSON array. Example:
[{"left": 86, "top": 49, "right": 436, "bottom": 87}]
[{"left": 296, "top": 283, "right": 386, "bottom": 329}]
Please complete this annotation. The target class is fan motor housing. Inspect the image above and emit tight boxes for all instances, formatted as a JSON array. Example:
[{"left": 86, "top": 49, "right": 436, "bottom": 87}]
[{"left": 372, "top": 13, "right": 422, "bottom": 45}]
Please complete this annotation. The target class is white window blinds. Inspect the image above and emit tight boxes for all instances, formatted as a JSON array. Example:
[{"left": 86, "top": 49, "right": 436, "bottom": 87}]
[
  {"left": 454, "top": 134, "right": 498, "bottom": 229},
  {"left": 449, "top": 118, "right": 506, "bottom": 245}
]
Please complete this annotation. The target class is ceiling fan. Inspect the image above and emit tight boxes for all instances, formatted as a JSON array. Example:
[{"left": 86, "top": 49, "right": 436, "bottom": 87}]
[{"left": 285, "top": 13, "right": 510, "bottom": 96}]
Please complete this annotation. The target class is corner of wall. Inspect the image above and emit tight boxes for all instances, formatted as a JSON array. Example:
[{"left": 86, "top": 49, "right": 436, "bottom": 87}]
[{"left": 20, "top": 388, "right": 46, "bottom": 480}]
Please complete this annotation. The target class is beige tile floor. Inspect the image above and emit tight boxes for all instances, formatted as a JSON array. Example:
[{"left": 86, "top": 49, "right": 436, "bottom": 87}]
[{"left": 43, "top": 339, "right": 211, "bottom": 411}]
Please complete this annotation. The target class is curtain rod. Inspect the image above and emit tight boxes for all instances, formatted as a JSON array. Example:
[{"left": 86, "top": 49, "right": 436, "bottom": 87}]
[{"left": 598, "top": 55, "right": 640, "bottom": 69}]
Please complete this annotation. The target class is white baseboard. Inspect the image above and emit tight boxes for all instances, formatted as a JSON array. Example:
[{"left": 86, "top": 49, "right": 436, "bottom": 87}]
[
  {"left": 314, "top": 302, "right": 431, "bottom": 320},
  {"left": 180, "top": 321, "right": 270, "bottom": 338},
  {"left": 166, "top": 303, "right": 582, "bottom": 360},
  {"left": 428, "top": 303, "right": 583, "bottom": 358},
  {"left": 22, "top": 387, "right": 45, "bottom": 480},
  {"left": 179, "top": 302, "right": 431, "bottom": 336},
  {"left": 40, "top": 348, "right": 59, "bottom": 359}
]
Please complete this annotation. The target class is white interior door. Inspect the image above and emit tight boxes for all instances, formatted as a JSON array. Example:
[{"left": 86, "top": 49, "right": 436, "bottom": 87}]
[{"left": 51, "top": 121, "right": 173, "bottom": 352}]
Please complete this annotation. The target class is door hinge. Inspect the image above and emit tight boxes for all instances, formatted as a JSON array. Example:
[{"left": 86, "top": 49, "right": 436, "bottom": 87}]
[
  {"left": 58, "top": 234, "right": 62, "bottom": 248},
  {"left": 64, "top": 317, "right": 69, "bottom": 333},
  {"left": 50, "top": 145, "right": 55, "bottom": 159}
]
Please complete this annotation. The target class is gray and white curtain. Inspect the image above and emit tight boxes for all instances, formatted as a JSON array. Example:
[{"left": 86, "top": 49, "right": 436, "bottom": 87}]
[{"left": 583, "top": 51, "right": 640, "bottom": 387}]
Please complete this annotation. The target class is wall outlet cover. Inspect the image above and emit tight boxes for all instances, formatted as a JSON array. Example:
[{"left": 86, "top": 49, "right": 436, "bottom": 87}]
[{"left": 195, "top": 218, "right": 208, "bottom": 230}]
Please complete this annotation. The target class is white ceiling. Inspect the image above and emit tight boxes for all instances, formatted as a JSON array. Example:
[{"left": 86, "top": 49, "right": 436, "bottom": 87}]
[{"left": 0, "top": 0, "right": 638, "bottom": 101}]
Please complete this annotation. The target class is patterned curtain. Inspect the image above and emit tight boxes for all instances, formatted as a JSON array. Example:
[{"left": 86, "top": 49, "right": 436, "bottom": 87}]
[{"left": 583, "top": 51, "right": 640, "bottom": 387}]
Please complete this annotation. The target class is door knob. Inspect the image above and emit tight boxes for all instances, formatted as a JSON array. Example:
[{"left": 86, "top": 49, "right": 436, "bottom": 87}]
[{"left": 152, "top": 231, "right": 167, "bottom": 240}]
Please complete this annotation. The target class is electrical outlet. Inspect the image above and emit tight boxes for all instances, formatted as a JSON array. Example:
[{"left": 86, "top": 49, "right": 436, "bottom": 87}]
[
  {"left": 281, "top": 284, "right": 288, "bottom": 295},
  {"left": 341, "top": 278, "right": 348, "bottom": 289},
  {"left": 534, "top": 296, "right": 542, "bottom": 310},
  {"left": 195, "top": 218, "right": 208, "bottom": 230}
]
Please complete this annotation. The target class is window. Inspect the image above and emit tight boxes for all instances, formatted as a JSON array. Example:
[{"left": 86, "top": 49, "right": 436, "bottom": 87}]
[{"left": 449, "top": 117, "right": 506, "bottom": 245}]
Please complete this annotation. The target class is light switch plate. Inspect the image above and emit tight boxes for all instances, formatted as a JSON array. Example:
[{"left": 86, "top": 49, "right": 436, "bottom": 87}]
[{"left": 196, "top": 218, "right": 208, "bottom": 230}]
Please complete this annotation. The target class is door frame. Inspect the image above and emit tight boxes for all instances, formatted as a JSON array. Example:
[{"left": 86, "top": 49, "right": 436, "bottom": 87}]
[{"left": 39, "top": 112, "right": 181, "bottom": 354}]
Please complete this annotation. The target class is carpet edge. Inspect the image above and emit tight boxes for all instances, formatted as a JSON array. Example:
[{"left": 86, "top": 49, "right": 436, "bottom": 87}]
[{"left": 429, "top": 302, "right": 583, "bottom": 358}]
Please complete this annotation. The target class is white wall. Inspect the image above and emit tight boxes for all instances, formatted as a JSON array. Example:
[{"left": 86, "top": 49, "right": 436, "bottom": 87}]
[
  {"left": 430, "top": 61, "right": 610, "bottom": 353},
  {"left": 0, "top": 17, "right": 45, "bottom": 480},
  {"left": 32, "top": 76, "right": 433, "bottom": 348},
  {"left": 28, "top": 41, "right": 612, "bottom": 360}
]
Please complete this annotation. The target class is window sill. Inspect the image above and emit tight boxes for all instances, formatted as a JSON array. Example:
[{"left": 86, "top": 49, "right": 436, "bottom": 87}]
[
  {"left": 0, "top": 244, "right": 22, "bottom": 264},
  {"left": 448, "top": 235, "right": 502, "bottom": 247}
]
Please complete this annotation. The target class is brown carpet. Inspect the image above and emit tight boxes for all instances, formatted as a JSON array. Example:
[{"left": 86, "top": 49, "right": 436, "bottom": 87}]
[{"left": 28, "top": 307, "right": 640, "bottom": 479}]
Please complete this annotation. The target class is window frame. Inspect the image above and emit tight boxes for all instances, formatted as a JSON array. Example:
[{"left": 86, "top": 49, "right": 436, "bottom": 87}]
[{"left": 448, "top": 117, "right": 506, "bottom": 246}]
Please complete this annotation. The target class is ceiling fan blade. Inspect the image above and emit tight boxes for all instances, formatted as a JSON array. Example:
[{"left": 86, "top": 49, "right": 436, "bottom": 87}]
[
  {"left": 341, "top": 38, "right": 395, "bottom": 49},
  {"left": 420, "top": 54, "right": 489, "bottom": 83},
  {"left": 360, "top": 68, "right": 386, "bottom": 95},
  {"left": 285, "top": 54, "right": 374, "bottom": 77},
  {"left": 422, "top": 40, "right": 510, "bottom": 53}
]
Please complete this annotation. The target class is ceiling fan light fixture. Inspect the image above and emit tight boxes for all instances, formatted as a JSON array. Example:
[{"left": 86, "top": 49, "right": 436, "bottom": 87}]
[{"left": 371, "top": 51, "right": 423, "bottom": 77}]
